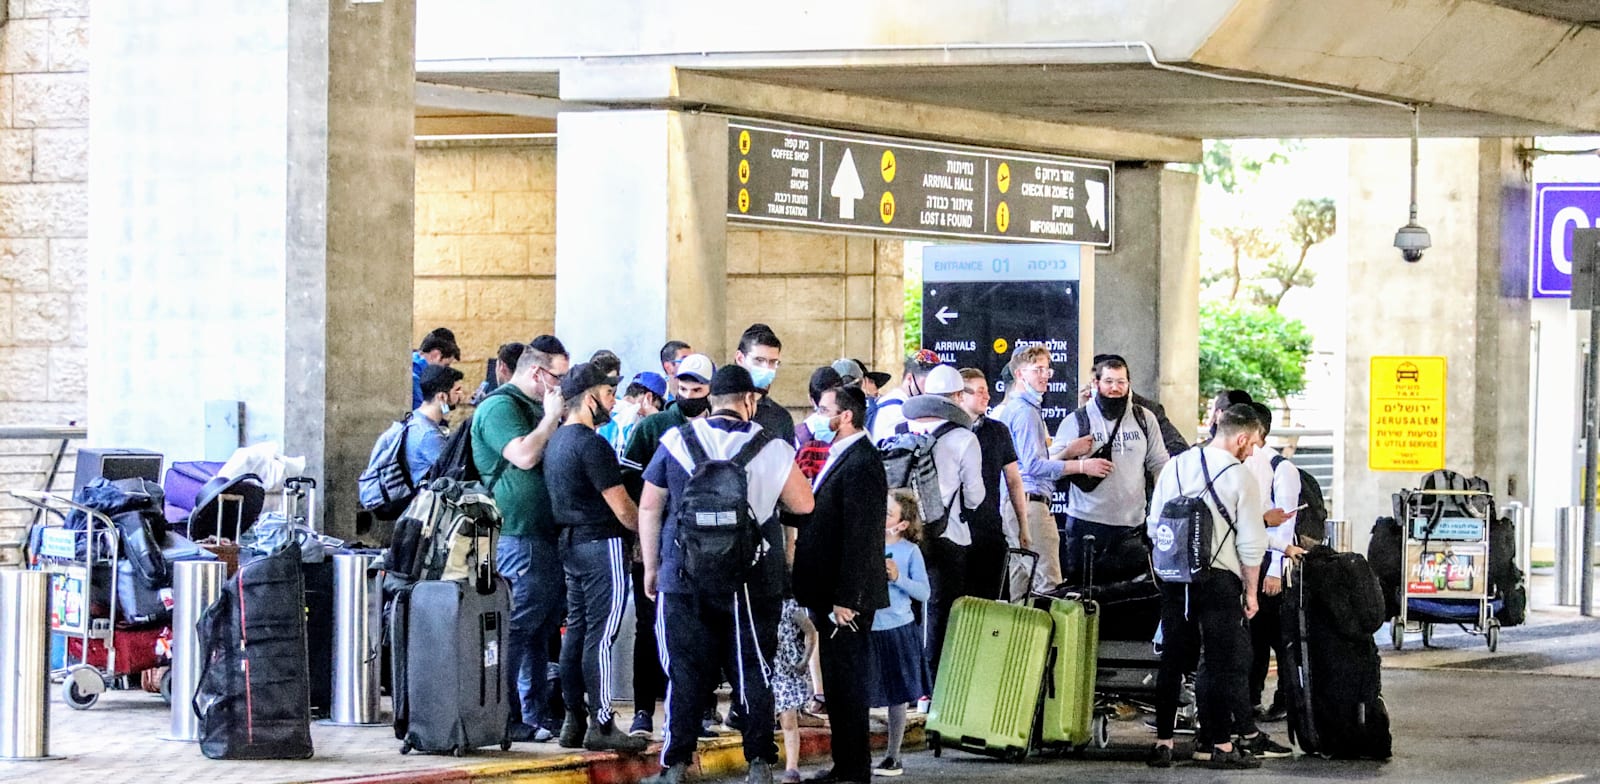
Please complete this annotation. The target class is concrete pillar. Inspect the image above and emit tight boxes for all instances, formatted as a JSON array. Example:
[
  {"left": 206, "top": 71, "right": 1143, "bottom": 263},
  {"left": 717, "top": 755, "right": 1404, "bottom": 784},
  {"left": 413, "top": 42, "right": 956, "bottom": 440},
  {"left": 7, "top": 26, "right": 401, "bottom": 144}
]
[
  {"left": 554, "top": 110, "right": 728, "bottom": 374},
  {"left": 1094, "top": 163, "right": 1201, "bottom": 438},
  {"left": 1339, "top": 138, "right": 1532, "bottom": 546},
  {"left": 88, "top": 0, "right": 415, "bottom": 539}
]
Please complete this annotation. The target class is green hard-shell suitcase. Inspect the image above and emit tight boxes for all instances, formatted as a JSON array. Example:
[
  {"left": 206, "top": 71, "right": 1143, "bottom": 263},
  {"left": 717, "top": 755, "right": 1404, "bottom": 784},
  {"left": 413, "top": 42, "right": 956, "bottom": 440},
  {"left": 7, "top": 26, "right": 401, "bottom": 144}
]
[
  {"left": 926, "top": 595, "right": 1053, "bottom": 761},
  {"left": 1036, "top": 596, "right": 1103, "bottom": 749}
]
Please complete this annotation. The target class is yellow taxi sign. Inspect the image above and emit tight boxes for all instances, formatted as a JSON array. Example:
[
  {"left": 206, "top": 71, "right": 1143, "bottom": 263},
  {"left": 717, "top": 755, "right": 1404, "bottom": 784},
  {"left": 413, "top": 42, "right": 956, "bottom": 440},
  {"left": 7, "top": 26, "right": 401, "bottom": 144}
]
[{"left": 1369, "top": 355, "right": 1446, "bottom": 471}]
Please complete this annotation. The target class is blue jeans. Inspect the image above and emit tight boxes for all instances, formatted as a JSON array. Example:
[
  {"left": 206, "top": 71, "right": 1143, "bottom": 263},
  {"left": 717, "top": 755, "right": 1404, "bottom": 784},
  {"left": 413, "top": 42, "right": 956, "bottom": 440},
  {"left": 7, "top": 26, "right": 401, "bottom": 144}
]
[{"left": 498, "top": 531, "right": 565, "bottom": 729}]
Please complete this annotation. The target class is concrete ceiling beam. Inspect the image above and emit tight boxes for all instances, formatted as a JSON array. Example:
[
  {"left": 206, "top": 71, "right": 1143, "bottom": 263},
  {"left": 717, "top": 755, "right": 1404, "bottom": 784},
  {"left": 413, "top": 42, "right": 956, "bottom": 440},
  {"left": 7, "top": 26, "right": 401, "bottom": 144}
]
[
  {"left": 558, "top": 65, "right": 1202, "bottom": 163},
  {"left": 1193, "top": 0, "right": 1600, "bottom": 132},
  {"left": 415, "top": 81, "right": 598, "bottom": 118}
]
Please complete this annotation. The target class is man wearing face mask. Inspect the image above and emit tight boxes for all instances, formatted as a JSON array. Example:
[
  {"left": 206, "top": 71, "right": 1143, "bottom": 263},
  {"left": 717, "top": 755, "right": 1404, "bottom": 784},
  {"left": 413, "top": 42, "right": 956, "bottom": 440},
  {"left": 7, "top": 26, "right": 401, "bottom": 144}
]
[
  {"left": 544, "top": 362, "right": 649, "bottom": 753},
  {"left": 473, "top": 335, "right": 570, "bottom": 743},
  {"left": 995, "top": 345, "right": 1087, "bottom": 599},
  {"left": 600, "top": 372, "right": 666, "bottom": 457},
  {"left": 1052, "top": 355, "right": 1169, "bottom": 587},
  {"left": 868, "top": 349, "right": 943, "bottom": 443},
  {"left": 618, "top": 353, "right": 714, "bottom": 739},
  {"left": 638, "top": 365, "right": 815, "bottom": 784},
  {"left": 734, "top": 324, "right": 794, "bottom": 444},
  {"left": 795, "top": 366, "right": 846, "bottom": 480},
  {"left": 1144, "top": 404, "right": 1268, "bottom": 769}
]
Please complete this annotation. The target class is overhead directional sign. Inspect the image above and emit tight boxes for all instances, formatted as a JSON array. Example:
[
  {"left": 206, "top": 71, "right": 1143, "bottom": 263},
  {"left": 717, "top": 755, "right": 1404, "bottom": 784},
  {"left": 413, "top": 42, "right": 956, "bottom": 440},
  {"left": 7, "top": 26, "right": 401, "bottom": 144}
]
[
  {"left": 1532, "top": 183, "right": 1600, "bottom": 298},
  {"left": 729, "top": 119, "right": 1114, "bottom": 247}
]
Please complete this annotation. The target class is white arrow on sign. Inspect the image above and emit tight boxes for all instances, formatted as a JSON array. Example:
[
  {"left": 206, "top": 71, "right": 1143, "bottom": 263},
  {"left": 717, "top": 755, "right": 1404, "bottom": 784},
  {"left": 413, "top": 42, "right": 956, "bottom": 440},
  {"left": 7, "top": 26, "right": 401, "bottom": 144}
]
[
  {"left": 831, "top": 148, "right": 865, "bottom": 219},
  {"left": 935, "top": 306, "right": 959, "bottom": 325},
  {"left": 1085, "top": 180, "right": 1106, "bottom": 230}
]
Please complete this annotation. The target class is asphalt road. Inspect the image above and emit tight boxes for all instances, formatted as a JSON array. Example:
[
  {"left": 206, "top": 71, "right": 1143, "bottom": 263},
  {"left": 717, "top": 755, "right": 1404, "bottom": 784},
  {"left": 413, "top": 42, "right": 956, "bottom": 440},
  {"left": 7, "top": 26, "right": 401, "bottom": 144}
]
[{"left": 896, "top": 667, "right": 1599, "bottom": 783}]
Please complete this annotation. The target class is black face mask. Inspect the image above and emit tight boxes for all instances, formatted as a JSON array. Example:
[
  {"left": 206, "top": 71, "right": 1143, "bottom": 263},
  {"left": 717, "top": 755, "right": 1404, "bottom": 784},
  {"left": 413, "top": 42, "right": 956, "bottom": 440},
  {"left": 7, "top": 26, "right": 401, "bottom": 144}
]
[
  {"left": 676, "top": 396, "right": 712, "bottom": 418},
  {"left": 590, "top": 396, "right": 612, "bottom": 428},
  {"left": 1096, "top": 391, "right": 1129, "bottom": 421}
]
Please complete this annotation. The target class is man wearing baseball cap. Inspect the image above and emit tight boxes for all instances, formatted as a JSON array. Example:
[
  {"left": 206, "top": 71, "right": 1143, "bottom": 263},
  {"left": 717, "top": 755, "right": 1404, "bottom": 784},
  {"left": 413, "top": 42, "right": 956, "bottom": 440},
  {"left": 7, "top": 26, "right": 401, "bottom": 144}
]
[
  {"left": 895, "top": 364, "right": 985, "bottom": 684},
  {"left": 600, "top": 371, "right": 668, "bottom": 456},
  {"left": 618, "top": 352, "right": 716, "bottom": 739},
  {"left": 544, "top": 362, "right": 648, "bottom": 752}
]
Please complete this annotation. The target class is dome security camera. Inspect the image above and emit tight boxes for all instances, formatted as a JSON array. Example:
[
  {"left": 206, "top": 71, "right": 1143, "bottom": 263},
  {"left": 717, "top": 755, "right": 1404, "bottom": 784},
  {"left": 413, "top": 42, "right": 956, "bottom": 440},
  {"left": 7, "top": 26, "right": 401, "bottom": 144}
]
[{"left": 1394, "top": 222, "right": 1431, "bottom": 263}]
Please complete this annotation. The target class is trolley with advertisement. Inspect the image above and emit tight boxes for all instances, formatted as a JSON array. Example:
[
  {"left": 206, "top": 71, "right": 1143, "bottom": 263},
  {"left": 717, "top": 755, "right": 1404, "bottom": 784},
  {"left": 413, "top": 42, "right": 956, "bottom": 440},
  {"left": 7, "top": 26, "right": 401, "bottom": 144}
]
[
  {"left": 11, "top": 488, "right": 171, "bottom": 709},
  {"left": 1390, "top": 484, "right": 1503, "bottom": 652}
]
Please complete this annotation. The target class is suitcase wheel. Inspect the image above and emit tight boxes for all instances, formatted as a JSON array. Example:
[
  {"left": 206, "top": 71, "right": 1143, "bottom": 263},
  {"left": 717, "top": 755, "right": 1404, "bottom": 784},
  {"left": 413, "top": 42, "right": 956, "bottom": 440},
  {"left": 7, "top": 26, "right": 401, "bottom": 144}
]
[
  {"left": 453, "top": 745, "right": 465, "bottom": 757},
  {"left": 1092, "top": 714, "right": 1110, "bottom": 749},
  {"left": 1004, "top": 747, "right": 1027, "bottom": 763},
  {"left": 1421, "top": 623, "right": 1434, "bottom": 648},
  {"left": 929, "top": 732, "right": 942, "bottom": 758},
  {"left": 1487, "top": 623, "right": 1500, "bottom": 652},
  {"left": 500, "top": 739, "right": 512, "bottom": 751}
]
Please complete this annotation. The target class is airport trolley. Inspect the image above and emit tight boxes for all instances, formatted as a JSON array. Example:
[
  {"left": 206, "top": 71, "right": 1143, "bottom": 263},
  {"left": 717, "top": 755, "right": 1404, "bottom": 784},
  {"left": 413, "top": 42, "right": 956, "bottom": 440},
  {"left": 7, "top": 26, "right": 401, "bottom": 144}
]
[
  {"left": 11, "top": 489, "right": 135, "bottom": 709},
  {"left": 1390, "top": 486, "right": 1502, "bottom": 652}
]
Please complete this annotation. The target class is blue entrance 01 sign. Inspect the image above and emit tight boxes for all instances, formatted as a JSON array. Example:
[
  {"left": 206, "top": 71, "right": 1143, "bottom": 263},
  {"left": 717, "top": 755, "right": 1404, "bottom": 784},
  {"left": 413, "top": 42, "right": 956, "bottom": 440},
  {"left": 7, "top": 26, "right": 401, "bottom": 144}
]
[{"left": 1532, "top": 183, "right": 1600, "bottom": 298}]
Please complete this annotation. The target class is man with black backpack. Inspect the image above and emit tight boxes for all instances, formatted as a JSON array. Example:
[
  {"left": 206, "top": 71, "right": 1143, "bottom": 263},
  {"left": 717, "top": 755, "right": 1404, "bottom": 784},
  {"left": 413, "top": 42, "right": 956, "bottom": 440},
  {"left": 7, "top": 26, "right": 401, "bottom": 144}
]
[
  {"left": 883, "top": 364, "right": 984, "bottom": 684},
  {"left": 638, "top": 365, "right": 816, "bottom": 784},
  {"left": 472, "top": 335, "right": 569, "bottom": 744},
  {"left": 1144, "top": 404, "right": 1269, "bottom": 769},
  {"left": 359, "top": 363, "right": 464, "bottom": 520}
]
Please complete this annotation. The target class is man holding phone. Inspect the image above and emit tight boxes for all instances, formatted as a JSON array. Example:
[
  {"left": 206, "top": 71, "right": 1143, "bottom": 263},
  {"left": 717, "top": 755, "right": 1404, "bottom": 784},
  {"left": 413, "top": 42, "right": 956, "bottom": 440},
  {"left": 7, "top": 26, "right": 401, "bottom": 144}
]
[
  {"left": 1053, "top": 355, "right": 1169, "bottom": 586},
  {"left": 1242, "top": 401, "right": 1307, "bottom": 726}
]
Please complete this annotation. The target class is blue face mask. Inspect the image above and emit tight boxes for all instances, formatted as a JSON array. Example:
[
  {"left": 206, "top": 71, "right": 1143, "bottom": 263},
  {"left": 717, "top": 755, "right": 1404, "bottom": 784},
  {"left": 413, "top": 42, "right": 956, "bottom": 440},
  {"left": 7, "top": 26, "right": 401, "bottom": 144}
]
[
  {"left": 746, "top": 364, "right": 777, "bottom": 390},
  {"left": 806, "top": 412, "right": 836, "bottom": 444},
  {"left": 1019, "top": 384, "right": 1043, "bottom": 405}
]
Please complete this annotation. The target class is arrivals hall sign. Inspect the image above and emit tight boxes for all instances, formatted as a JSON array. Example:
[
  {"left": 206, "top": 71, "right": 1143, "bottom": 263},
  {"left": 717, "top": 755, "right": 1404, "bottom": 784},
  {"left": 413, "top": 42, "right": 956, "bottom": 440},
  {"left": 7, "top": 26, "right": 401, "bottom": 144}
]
[{"left": 727, "top": 119, "right": 1113, "bottom": 247}]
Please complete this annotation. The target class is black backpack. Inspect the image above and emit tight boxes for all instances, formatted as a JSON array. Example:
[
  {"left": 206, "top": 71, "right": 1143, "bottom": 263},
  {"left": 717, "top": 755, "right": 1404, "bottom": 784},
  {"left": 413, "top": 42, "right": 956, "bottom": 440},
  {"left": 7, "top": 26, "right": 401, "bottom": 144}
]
[
  {"left": 423, "top": 414, "right": 479, "bottom": 484},
  {"left": 673, "top": 425, "right": 773, "bottom": 594},
  {"left": 878, "top": 422, "right": 960, "bottom": 539},
  {"left": 1270, "top": 455, "right": 1329, "bottom": 544},
  {"left": 1150, "top": 449, "right": 1236, "bottom": 584}
]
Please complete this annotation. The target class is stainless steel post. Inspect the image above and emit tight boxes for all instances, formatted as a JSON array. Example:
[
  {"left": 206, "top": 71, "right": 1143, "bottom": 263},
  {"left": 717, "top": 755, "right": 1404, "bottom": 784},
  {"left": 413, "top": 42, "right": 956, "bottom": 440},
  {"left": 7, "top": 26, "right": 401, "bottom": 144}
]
[
  {"left": 329, "top": 553, "right": 382, "bottom": 725},
  {"left": 1324, "top": 519, "right": 1350, "bottom": 552},
  {"left": 1558, "top": 507, "right": 1582, "bottom": 607},
  {"left": 1, "top": 570, "right": 51, "bottom": 759},
  {"left": 166, "top": 560, "right": 227, "bottom": 741}
]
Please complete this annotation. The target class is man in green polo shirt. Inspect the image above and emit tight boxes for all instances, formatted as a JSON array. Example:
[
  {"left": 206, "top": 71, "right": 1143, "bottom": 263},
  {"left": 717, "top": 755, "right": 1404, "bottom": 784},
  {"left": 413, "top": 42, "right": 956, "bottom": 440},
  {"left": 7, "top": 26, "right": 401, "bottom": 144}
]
[{"left": 474, "top": 334, "right": 569, "bottom": 743}]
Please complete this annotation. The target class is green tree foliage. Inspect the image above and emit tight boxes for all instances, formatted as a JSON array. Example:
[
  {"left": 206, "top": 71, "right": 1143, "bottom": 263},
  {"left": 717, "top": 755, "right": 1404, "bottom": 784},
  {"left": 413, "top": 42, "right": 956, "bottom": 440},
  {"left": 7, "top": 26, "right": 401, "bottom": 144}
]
[
  {"left": 1199, "top": 140, "right": 1296, "bottom": 194},
  {"left": 1252, "top": 197, "right": 1337, "bottom": 310},
  {"left": 904, "top": 283, "right": 923, "bottom": 355},
  {"left": 1211, "top": 225, "right": 1281, "bottom": 302},
  {"left": 1198, "top": 301, "right": 1313, "bottom": 415}
]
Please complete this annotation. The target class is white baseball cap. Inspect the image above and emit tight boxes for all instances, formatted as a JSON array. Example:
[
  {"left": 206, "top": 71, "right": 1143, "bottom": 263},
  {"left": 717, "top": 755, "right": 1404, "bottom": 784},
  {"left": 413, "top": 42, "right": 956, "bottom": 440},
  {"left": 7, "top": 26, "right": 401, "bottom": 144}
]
[
  {"left": 674, "top": 354, "right": 715, "bottom": 384},
  {"left": 923, "top": 364, "right": 964, "bottom": 395}
]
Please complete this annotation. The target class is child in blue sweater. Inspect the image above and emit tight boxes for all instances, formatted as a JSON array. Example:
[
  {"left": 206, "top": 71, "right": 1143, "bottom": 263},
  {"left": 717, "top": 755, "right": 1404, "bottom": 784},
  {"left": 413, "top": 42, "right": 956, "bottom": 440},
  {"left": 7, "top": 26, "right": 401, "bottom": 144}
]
[{"left": 868, "top": 489, "right": 931, "bottom": 777}]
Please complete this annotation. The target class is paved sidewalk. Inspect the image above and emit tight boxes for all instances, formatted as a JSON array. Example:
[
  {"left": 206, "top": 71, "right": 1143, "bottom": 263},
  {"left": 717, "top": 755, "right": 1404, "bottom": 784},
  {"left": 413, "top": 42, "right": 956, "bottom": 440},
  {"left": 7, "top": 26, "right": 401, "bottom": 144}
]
[{"left": 0, "top": 694, "right": 923, "bottom": 784}]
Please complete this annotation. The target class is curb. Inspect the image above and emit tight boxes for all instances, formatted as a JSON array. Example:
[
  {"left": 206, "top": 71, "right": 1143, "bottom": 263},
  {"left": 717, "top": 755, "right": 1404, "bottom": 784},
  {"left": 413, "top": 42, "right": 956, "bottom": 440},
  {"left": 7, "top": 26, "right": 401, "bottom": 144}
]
[{"left": 307, "top": 722, "right": 925, "bottom": 784}]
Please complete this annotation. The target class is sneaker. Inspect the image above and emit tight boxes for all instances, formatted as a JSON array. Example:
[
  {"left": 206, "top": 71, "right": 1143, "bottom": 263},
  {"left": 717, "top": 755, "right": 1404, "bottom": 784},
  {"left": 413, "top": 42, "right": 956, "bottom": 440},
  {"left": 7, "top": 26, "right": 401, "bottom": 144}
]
[
  {"left": 1145, "top": 744, "right": 1173, "bottom": 768},
  {"left": 1239, "top": 731, "right": 1293, "bottom": 759},
  {"left": 642, "top": 763, "right": 689, "bottom": 784},
  {"left": 873, "top": 758, "right": 904, "bottom": 777},
  {"left": 782, "top": 771, "right": 803, "bottom": 784},
  {"left": 559, "top": 711, "right": 587, "bottom": 748},
  {"left": 747, "top": 760, "right": 775, "bottom": 784},
  {"left": 1195, "top": 747, "right": 1261, "bottom": 770},
  {"left": 702, "top": 707, "right": 723, "bottom": 737},
  {"left": 507, "top": 722, "right": 553, "bottom": 743},
  {"left": 584, "top": 717, "right": 650, "bottom": 754},
  {"left": 630, "top": 710, "right": 655, "bottom": 739}
]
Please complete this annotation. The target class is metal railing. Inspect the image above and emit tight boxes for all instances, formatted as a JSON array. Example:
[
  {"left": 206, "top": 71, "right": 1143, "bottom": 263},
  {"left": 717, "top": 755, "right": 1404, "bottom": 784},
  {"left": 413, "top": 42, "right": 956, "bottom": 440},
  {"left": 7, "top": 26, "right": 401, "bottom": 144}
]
[{"left": 0, "top": 425, "right": 86, "bottom": 567}]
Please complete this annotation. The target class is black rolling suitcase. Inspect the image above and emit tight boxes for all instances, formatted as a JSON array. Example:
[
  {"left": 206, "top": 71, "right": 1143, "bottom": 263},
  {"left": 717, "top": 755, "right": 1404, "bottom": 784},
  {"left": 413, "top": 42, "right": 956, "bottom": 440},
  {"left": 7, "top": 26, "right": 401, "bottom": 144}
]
[
  {"left": 1281, "top": 548, "right": 1392, "bottom": 760},
  {"left": 192, "top": 542, "right": 314, "bottom": 760},
  {"left": 391, "top": 569, "right": 512, "bottom": 756}
]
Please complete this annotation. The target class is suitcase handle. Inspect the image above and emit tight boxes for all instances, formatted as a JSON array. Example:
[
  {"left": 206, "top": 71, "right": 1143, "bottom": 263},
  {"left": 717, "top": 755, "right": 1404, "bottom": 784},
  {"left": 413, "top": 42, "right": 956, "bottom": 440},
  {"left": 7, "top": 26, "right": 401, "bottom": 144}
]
[{"left": 1008, "top": 547, "right": 1038, "bottom": 604}]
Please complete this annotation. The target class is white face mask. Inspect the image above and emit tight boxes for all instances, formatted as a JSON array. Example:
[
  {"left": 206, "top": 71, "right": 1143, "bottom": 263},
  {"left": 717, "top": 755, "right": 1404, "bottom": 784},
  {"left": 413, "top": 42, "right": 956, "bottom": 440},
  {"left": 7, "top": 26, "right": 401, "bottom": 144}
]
[
  {"left": 612, "top": 399, "right": 642, "bottom": 428},
  {"left": 439, "top": 400, "right": 451, "bottom": 416}
]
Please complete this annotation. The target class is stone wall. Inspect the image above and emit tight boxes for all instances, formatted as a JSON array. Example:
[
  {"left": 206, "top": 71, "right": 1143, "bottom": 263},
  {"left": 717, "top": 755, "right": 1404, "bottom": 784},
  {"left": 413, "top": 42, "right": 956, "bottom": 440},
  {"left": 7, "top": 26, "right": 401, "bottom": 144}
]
[
  {"left": 0, "top": 0, "right": 88, "bottom": 428},
  {"left": 413, "top": 139, "right": 555, "bottom": 364},
  {"left": 413, "top": 139, "right": 906, "bottom": 412}
]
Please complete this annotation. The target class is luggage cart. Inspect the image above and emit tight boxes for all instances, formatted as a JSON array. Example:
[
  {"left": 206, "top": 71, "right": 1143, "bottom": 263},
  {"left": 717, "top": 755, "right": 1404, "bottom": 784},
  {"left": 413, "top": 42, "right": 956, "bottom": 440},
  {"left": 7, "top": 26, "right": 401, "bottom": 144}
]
[
  {"left": 1391, "top": 486, "right": 1502, "bottom": 652},
  {"left": 12, "top": 488, "right": 127, "bottom": 709}
]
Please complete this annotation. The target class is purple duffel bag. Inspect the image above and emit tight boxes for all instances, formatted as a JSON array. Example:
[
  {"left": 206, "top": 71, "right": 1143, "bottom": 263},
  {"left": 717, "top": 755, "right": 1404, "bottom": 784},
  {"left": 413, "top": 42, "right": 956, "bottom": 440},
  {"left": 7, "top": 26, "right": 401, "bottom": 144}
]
[{"left": 163, "top": 461, "right": 226, "bottom": 524}]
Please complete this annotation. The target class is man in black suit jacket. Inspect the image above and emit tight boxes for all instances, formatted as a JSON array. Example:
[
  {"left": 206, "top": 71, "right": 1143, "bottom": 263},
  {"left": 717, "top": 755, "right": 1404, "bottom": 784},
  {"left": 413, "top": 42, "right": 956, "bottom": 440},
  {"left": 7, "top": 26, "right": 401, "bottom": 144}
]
[{"left": 792, "top": 385, "right": 889, "bottom": 784}]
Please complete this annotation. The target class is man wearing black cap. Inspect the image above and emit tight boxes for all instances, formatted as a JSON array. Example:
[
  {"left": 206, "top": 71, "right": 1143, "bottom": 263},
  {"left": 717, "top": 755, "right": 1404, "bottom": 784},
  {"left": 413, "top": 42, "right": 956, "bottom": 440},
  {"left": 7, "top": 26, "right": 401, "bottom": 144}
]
[
  {"left": 544, "top": 361, "right": 648, "bottom": 753},
  {"left": 638, "top": 366, "right": 816, "bottom": 784}
]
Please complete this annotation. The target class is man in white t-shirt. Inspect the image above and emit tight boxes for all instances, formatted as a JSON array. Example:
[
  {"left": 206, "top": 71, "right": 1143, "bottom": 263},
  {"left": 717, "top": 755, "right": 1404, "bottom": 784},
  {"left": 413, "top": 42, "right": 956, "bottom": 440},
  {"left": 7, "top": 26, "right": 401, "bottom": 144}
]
[
  {"left": 894, "top": 364, "right": 985, "bottom": 685},
  {"left": 1241, "top": 402, "right": 1305, "bottom": 725}
]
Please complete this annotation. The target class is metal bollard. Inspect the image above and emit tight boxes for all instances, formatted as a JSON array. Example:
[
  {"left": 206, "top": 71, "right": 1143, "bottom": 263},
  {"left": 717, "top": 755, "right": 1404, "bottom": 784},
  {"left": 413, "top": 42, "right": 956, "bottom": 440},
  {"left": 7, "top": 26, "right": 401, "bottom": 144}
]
[
  {"left": 328, "top": 553, "right": 383, "bottom": 725},
  {"left": 166, "top": 560, "right": 227, "bottom": 742},
  {"left": 1, "top": 570, "right": 51, "bottom": 760},
  {"left": 1324, "top": 519, "right": 1351, "bottom": 553},
  {"left": 1557, "top": 507, "right": 1583, "bottom": 607}
]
